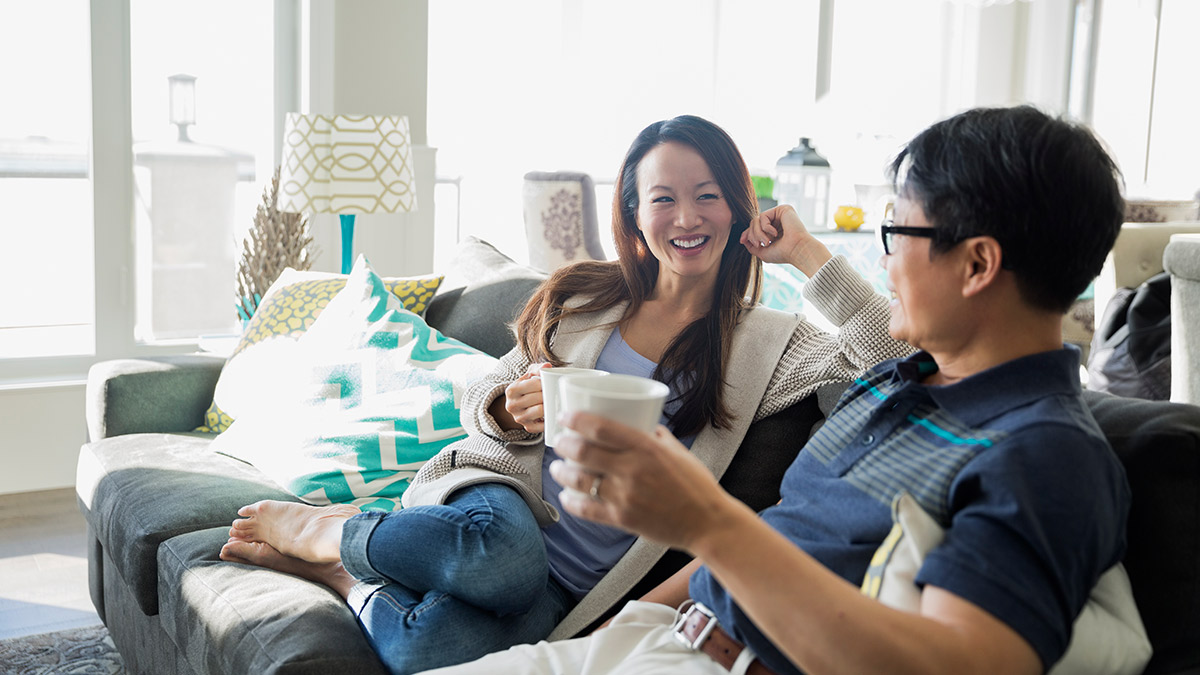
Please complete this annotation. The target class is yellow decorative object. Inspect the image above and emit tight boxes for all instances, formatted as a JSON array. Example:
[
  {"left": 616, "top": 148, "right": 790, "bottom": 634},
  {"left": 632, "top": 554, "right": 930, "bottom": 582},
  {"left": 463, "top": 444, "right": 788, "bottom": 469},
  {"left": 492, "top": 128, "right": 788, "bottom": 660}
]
[{"left": 834, "top": 205, "right": 865, "bottom": 231}]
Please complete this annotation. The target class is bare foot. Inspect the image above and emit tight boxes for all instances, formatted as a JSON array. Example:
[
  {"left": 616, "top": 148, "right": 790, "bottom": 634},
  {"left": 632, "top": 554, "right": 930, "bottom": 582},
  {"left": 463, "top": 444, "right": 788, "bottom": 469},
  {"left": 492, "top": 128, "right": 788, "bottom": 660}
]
[
  {"left": 228, "top": 500, "right": 360, "bottom": 564},
  {"left": 220, "top": 538, "right": 357, "bottom": 600}
]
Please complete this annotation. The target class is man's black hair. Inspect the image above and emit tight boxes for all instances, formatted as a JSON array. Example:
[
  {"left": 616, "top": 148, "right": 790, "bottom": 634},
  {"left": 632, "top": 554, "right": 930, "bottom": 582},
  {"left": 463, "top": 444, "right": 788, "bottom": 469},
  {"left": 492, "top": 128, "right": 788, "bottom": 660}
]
[{"left": 890, "top": 105, "right": 1124, "bottom": 313}]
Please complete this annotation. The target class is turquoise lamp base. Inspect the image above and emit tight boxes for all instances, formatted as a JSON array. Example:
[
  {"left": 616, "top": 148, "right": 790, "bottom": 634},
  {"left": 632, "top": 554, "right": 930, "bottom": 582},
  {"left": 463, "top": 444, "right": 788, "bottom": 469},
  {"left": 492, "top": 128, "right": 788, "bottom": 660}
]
[{"left": 339, "top": 213, "right": 356, "bottom": 274}]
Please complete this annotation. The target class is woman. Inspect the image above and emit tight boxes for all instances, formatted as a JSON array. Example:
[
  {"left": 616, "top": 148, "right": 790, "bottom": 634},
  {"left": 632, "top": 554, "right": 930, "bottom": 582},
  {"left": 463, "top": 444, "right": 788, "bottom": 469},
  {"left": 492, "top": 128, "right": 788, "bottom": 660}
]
[{"left": 220, "top": 115, "right": 911, "bottom": 674}]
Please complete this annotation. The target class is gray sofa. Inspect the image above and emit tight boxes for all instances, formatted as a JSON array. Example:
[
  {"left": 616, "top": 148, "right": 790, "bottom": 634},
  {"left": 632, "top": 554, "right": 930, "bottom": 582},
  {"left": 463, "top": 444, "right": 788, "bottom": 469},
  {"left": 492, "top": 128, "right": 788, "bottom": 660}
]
[{"left": 77, "top": 238, "right": 1200, "bottom": 674}]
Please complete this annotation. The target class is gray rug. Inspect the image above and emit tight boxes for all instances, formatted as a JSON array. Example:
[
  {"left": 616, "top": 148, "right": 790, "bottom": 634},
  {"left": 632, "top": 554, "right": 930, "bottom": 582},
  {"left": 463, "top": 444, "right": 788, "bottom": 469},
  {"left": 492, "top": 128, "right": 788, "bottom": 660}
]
[{"left": 0, "top": 624, "right": 125, "bottom": 674}]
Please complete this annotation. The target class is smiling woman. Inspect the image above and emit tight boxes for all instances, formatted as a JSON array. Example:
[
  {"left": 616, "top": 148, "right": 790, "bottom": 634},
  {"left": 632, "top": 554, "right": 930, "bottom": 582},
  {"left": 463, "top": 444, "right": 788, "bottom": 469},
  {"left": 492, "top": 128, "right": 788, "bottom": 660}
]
[{"left": 516, "top": 115, "right": 765, "bottom": 437}]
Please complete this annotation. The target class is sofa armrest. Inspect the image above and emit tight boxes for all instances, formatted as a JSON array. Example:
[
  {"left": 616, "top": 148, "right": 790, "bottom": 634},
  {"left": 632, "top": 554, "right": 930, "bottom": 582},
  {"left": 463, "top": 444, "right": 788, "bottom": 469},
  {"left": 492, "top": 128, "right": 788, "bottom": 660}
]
[{"left": 86, "top": 355, "right": 226, "bottom": 441}]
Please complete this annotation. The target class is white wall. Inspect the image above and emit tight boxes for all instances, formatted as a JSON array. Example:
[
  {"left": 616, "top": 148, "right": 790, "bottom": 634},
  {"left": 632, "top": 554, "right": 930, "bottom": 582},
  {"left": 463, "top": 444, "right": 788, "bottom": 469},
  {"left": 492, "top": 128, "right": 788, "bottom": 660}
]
[
  {"left": 305, "top": 0, "right": 435, "bottom": 278},
  {"left": 0, "top": 386, "right": 88, "bottom": 494}
]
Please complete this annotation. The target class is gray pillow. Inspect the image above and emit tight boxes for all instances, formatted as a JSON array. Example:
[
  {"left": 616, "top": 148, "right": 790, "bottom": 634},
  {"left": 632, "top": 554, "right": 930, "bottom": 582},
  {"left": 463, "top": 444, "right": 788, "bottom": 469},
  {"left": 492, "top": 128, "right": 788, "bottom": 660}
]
[{"left": 425, "top": 237, "right": 548, "bottom": 358}]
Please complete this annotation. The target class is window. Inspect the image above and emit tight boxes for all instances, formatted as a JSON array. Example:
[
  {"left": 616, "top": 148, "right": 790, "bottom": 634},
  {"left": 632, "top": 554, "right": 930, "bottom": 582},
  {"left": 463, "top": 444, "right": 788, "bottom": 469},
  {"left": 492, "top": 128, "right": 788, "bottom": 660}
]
[
  {"left": 0, "top": 1, "right": 293, "bottom": 379},
  {"left": 130, "top": 1, "right": 277, "bottom": 341},
  {"left": 0, "top": 2, "right": 94, "bottom": 358},
  {"left": 428, "top": 0, "right": 823, "bottom": 265},
  {"left": 1088, "top": 0, "right": 1200, "bottom": 196},
  {"left": 427, "top": 0, "right": 1063, "bottom": 267}
]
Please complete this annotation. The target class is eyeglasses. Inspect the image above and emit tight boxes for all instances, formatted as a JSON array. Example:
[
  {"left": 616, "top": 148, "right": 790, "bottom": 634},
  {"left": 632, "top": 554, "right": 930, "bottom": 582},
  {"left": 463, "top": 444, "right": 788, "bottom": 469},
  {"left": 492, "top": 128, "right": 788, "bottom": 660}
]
[
  {"left": 877, "top": 221, "right": 949, "bottom": 256},
  {"left": 877, "top": 220, "right": 1014, "bottom": 269}
]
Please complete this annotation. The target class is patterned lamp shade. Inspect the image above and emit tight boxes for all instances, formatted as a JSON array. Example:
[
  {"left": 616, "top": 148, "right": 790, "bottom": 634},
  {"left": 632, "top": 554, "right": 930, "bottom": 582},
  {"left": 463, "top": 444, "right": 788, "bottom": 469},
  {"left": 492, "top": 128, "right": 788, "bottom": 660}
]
[{"left": 278, "top": 114, "right": 417, "bottom": 214}]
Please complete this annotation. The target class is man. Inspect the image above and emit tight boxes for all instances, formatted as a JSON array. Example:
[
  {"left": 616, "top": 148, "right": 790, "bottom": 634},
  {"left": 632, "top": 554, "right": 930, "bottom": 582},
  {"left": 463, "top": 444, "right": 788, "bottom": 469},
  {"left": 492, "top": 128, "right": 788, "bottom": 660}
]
[{"left": 427, "top": 105, "right": 1130, "bottom": 675}]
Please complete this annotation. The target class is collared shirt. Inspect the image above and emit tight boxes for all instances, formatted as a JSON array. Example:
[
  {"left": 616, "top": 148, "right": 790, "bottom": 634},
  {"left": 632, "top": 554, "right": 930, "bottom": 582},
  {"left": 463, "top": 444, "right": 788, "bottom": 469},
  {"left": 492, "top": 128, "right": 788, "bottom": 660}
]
[{"left": 689, "top": 348, "right": 1131, "bottom": 674}]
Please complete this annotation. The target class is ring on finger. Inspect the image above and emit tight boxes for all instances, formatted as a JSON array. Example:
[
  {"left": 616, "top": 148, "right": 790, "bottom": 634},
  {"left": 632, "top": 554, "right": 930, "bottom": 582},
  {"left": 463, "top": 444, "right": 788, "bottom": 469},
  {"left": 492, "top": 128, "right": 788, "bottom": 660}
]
[{"left": 589, "top": 474, "right": 603, "bottom": 501}]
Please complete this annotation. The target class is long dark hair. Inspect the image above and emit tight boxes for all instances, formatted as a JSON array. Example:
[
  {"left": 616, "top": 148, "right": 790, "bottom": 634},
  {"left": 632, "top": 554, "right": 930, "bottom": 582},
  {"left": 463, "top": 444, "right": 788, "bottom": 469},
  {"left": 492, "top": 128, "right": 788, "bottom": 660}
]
[{"left": 515, "top": 115, "right": 761, "bottom": 436}]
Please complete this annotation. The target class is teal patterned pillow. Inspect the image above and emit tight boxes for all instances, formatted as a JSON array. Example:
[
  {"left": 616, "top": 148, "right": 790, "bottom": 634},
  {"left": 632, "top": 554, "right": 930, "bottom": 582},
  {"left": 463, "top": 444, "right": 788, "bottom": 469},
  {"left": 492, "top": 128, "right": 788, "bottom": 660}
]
[{"left": 210, "top": 255, "right": 497, "bottom": 511}]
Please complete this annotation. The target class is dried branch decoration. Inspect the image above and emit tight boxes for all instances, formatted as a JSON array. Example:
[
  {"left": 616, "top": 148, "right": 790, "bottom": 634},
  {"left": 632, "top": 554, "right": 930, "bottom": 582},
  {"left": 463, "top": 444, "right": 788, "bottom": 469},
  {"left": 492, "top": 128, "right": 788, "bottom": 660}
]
[{"left": 236, "top": 166, "right": 317, "bottom": 320}]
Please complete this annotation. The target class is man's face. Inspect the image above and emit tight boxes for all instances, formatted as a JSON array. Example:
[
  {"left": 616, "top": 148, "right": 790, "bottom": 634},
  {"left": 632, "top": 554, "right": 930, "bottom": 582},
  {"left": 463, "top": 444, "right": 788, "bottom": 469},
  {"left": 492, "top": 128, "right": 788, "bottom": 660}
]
[{"left": 880, "top": 197, "right": 964, "bottom": 351}]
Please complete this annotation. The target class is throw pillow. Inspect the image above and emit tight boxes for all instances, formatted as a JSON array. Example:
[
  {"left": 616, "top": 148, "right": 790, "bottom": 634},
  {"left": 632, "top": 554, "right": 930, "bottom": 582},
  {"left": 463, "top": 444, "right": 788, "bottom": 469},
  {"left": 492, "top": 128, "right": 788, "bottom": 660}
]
[
  {"left": 195, "top": 268, "right": 444, "bottom": 432},
  {"left": 423, "top": 236, "right": 548, "bottom": 358},
  {"left": 210, "top": 256, "right": 496, "bottom": 511},
  {"left": 861, "top": 492, "right": 1152, "bottom": 675}
]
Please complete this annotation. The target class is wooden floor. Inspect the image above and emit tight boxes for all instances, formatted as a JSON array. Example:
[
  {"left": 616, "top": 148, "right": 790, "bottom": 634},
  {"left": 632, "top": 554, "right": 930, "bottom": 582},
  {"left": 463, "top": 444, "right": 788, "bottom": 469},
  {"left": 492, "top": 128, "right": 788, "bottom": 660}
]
[{"left": 0, "top": 487, "right": 101, "bottom": 640}]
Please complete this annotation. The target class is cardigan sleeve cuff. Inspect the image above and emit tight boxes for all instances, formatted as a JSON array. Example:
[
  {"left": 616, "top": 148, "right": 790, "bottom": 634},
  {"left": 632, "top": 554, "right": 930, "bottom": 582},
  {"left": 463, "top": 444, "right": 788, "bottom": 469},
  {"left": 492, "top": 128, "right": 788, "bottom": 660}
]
[
  {"left": 473, "top": 381, "right": 541, "bottom": 445},
  {"left": 801, "top": 255, "right": 878, "bottom": 326}
]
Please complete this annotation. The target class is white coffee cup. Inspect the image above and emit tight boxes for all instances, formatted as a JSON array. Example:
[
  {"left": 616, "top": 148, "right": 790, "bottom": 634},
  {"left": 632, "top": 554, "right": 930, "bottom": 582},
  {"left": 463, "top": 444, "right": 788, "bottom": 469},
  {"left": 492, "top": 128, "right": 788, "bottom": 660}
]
[
  {"left": 540, "top": 367, "right": 608, "bottom": 447},
  {"left": 560, "top": 374, "right": 670, "bottom": 435}
]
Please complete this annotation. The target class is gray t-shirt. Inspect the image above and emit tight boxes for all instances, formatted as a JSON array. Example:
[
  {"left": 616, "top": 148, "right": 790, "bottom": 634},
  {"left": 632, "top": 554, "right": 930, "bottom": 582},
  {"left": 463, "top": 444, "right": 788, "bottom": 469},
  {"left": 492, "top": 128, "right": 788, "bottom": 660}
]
[{"left": 540, "top": 327, "right": 693, "bottom": 599}]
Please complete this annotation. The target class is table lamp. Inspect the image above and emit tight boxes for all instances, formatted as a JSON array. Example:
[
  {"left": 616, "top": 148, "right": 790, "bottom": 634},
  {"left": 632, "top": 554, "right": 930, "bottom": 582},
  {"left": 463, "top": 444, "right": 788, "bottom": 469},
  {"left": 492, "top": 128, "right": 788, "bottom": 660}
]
[{"left": 277, "top": 114, "right": 417, "bottom": 274}]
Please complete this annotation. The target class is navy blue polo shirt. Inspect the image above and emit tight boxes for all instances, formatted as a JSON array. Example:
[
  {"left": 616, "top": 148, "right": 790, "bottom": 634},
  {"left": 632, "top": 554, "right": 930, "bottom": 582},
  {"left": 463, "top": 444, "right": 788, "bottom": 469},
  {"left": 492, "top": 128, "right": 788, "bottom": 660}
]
[{"left": 689, "top": 348, "right": 1130, "bottom": 674}]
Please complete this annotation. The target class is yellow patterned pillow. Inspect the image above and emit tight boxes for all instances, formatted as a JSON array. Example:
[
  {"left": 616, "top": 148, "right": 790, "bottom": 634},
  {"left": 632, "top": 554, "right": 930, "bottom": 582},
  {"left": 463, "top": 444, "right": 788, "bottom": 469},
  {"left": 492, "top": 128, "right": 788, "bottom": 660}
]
[{"left": 195, "top": 265, "right": 443, "bottom": 433}]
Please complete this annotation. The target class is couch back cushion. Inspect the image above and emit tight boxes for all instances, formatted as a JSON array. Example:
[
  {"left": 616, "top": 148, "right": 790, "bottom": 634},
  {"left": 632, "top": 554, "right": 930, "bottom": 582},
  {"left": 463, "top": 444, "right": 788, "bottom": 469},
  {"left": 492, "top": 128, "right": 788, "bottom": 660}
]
[
  {"left": 1082, "top": 389, "right": 1200, "bottom": 675},
  {"left": 425, "top": 237, "right": 548, "bottom": 358}
]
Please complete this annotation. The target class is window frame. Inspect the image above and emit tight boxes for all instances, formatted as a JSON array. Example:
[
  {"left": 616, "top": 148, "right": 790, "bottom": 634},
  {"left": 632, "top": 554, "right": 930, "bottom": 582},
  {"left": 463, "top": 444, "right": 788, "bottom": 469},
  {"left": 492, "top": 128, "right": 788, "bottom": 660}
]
[{"left": 0, "top": 0, "right": 299, "bottom": 386}]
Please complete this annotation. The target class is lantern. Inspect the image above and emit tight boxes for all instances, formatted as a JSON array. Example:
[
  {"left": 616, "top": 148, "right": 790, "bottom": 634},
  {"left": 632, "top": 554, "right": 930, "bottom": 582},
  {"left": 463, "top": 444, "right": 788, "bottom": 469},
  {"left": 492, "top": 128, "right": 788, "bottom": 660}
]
[{"left": 774, "top": 137, "right": 831, "bottom": 229}]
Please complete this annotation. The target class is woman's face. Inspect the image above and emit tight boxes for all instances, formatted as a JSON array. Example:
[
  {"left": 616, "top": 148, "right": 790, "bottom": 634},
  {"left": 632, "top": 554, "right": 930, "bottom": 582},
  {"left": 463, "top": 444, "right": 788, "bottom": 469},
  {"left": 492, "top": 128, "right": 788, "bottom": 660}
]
[{"left": 634, "top": 141, "right": 733, "bottom": 289}]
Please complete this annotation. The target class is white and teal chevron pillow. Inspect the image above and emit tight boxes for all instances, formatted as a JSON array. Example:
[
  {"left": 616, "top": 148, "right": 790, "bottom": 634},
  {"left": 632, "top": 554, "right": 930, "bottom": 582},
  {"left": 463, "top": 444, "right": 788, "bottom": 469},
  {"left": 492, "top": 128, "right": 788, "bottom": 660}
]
[{"left": 210, "top": 256, "right": 497, "bottom": 511}]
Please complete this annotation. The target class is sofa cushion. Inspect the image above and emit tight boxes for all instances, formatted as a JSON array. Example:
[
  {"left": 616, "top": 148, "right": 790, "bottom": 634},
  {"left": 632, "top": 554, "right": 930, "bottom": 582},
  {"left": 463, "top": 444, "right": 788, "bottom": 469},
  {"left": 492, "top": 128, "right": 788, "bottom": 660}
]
[
  {"left": 425, "top": 237, "right": 548, "bottom": 358},
  {"left": 76, "top": 433, "right": 298, "bottom": 616},
  {"left": 864, "top": 492, "right": 1151, "bottom": 675},
  {"left": 211, "top": 256, "right": 496, "bottom": 511},
  {"left": 1082, "top": 390, "right": 1200, "bottom": 675},
  {"left": 198, "top": 267, "right": 444, "bottom": 433},
  {"left": 158, "top": 527, "right": 387, "bottom": 675}
]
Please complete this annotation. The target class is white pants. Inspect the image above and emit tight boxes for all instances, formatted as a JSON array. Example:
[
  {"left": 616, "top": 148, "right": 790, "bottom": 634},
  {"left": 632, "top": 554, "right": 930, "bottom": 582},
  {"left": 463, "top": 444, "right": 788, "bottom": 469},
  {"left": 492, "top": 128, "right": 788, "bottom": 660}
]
[{"left": 419, "top": 601, "right": 761, "bottom": 675}]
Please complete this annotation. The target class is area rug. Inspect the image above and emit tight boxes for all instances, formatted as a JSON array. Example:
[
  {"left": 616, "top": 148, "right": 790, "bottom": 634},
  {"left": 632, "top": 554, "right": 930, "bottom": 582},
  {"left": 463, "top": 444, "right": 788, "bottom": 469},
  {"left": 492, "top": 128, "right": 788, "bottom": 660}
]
[{"left": 0, "top": 624, "right": 125, "bottom": 674}]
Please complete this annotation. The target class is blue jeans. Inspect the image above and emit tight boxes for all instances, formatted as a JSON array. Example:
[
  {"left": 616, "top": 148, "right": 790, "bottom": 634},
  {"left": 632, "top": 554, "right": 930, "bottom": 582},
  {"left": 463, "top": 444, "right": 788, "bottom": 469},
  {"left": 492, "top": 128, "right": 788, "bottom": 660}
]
[{"left": 340, "top": 483, "right": 574, "bottom": 675}]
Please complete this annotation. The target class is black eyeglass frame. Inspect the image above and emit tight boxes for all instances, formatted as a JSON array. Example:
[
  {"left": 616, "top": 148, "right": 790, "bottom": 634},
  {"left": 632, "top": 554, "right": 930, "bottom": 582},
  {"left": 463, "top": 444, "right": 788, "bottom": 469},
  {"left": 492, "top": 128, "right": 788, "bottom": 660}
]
[
  {"left": 877, "top": 220, "right": 1015, "bottom": 270},
  {"left": 877, "top": 221, "right": 956, "bottom": 256}
]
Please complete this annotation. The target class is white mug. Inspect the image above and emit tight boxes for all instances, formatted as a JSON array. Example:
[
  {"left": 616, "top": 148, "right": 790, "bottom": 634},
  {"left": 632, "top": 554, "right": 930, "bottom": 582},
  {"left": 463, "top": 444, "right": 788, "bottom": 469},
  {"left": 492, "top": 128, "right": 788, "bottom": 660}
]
[
  {"left": 560, "top": 374, "right": 670, "bottom": 435},
  {"left": 539, "top": 367, "right": 608, "bottom": 447}
]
